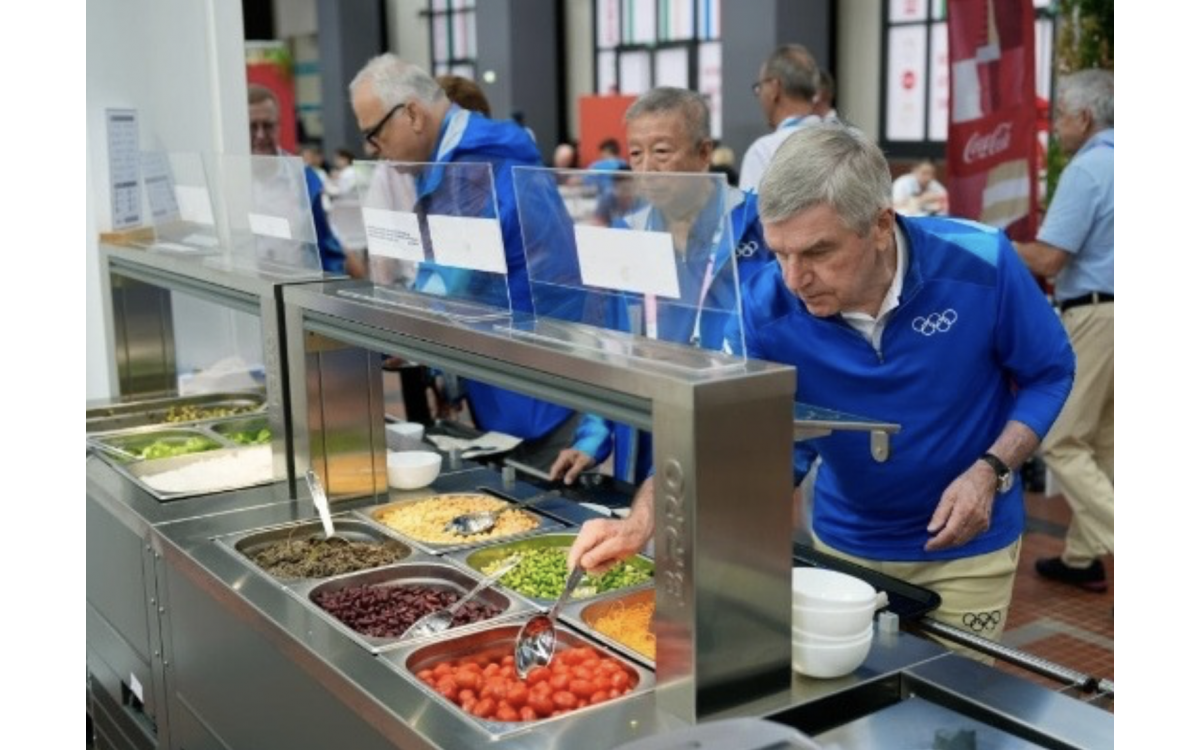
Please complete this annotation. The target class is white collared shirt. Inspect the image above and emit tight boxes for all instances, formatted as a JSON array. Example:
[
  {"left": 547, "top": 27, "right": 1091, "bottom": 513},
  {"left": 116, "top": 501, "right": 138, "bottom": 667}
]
[{"left": 842, "top": 227, "right": 908, "bottom": 354}]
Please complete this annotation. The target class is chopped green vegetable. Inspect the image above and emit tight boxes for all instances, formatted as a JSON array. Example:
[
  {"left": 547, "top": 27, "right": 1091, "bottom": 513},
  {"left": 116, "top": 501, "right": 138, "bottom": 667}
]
[
  {"left": 482, "top": 547, "right": 651, "bottom": 600},
  {"left": 136, "top": 436, "right": 219, "bottom": 460},
  {"left": 227, "top": 427, "right": 272, "bottom": 445}
]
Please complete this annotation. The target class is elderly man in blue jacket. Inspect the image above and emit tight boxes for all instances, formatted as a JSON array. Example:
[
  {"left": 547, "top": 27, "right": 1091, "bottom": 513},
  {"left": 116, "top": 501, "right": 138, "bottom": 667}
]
[
  {"left": 569, "top": 124, "right": 1075, "bottom": 642},
  {"left": 350, "top": 55, "right": 577, "bottom": 467}
]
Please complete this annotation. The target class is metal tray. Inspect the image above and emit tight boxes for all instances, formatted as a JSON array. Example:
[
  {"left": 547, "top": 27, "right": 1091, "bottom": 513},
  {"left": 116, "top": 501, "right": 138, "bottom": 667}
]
[
  {"left": 86, "top": 390, "right": 266, "bottom": 433},
  {"left": 359, "top": 493, "right": 563, "bottom": 555},
  {"left": 209, "top": 415, "right": 272, "bottom": 446},
  {"left": 453, "top": 532, "right": 655, "bottom": 606},
  {"left": 90, "top": 426, "right": 225, "bottom": 463},
  {"left": 296, "top": 561, "right": 535, "bottom": 654},
  {"left": 381, "top": 621, "right": 656, "bottom": 740},
  {"left": 561, "top": 586, "right": 656, "bottom": 669},
  {"left": 217, "top": 516, "right": 414, "bottom": 586}
]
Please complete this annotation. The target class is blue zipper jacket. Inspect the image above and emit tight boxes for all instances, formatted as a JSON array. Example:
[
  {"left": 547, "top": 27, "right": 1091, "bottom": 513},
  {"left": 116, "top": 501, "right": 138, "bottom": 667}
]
[
  {"left": 743, "top": 215, "right": 1074, "bottom": 561},
  {"left": 424, "top": 107, "right": 573, "bottom": 439},
  {"left": 573, "top": 186, "right": 769, "bottom": 483}
]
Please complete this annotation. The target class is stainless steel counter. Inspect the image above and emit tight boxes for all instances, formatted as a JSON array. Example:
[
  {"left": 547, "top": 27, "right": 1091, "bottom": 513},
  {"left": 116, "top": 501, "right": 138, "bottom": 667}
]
[{"left": 87, "top": 456, "right": 1114, "bottom": 749}]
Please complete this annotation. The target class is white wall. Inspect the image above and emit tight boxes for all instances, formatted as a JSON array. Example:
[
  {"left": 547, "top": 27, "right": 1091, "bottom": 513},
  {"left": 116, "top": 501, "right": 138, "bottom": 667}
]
[
  {"left": 837, "top": 0, "right": 881, "bottom": 141},
  {"left": 387, "top": 0, "right": 431, "bottom": 64},
  {"left": 87, "top": 0, "right": 252, "bottom": 401},
  {"left": 564, "top": 0, "right": 594, "bottom": 141},
  {"left": 274, "top": 0, "right": 319, "bottom": 38}
]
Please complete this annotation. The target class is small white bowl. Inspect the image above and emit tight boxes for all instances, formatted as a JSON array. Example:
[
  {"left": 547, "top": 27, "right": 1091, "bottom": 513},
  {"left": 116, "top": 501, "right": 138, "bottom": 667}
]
[
  {"left": 792, "top": 629, "right": 873, "bottom": 679},
  {"left": 386, "top": 422, "right": 426, "bottom": 452},
  {"left": 386, "top": 450, "right": 441, "bottom": 490},
  {"left": 792, "top": 600, "right": 878, "bottom": 638},
  {"left": 793, "top": 622, "right": 873, "bottom": 645},
  {"left": 792, "top": 567, "right": 878, "bottom": 610}
]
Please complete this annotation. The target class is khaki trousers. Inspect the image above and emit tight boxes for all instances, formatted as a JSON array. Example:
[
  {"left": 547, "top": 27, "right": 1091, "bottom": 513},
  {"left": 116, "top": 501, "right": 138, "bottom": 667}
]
[
  {"left": 1042, "top": 303, "right": 1115, "bottom": 566},
  {"left": 813, "top": 534, "right": 1021, "bottom": 660}
]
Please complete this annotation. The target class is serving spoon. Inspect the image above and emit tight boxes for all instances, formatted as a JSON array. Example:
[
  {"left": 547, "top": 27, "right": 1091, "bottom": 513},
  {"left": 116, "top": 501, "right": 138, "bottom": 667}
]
[
  {"left": 304, "top": 469, "right": 348, "bottom": 542},
  {"left": 514, "top": 566, "right": 586, "bottom": 678},
  {"left": 399, "top": 556, "right": 522, "bottom": 639},
  {"left": 443, "top": 489, "right": 561, "bottom": 536}
]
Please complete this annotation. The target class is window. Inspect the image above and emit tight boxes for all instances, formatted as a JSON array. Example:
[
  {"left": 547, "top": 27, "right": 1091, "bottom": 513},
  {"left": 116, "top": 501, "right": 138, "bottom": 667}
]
[
  {"left": 880, "top": 0, "right": 1054, "bottom": 158},
  {"left": 428, "top": 0, "right": 477, "bottom": 78},
  {"left": 594, "top": 0, "right": 724, "bottom": 137}
]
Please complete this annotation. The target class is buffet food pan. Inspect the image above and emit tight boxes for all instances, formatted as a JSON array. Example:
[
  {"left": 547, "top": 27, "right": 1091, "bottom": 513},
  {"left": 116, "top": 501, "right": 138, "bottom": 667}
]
[
  {"left": 454, "top": 532, "right": 654, "bottom": 606},
  {"left": 217, "top": 516, "right": 414, "bottom": 586},
  {"left": 561, "top": 585, "right": 656, "bottom": 669},
  {"left": 86, "top": 390, "right": 265, "bottom": 433},
  {"left": 360, "top": 493, "right": 562, "bottom": 555},
  {"left": 209, "top": 415, "right": 272, "bottom": 446},
  {"left": 296, "top": 561, "right": 535, "bottom": 654},
  {"left": 91, "top": 426, "right": 224, "bottom": 463},
  {"left": 381, "top": 621, "right": 655, "bottom": 739}
]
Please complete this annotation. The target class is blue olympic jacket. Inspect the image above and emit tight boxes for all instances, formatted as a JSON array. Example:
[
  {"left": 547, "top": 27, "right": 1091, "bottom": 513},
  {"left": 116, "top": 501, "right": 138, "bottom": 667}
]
[
  {"left": 743, "top": 215, "right": 1074, "bottom": 561},
  {"left": 422, "top": 107, "right": 573, "bottom": 439},
  {"left": 573, "top": 185, "right": 769, "bottom": 483}
]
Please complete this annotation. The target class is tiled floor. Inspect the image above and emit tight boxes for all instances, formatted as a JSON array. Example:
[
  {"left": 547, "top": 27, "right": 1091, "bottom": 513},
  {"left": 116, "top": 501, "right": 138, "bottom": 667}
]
[{"left": 995, "top": 489, "right": 1115, "bottom": 712}]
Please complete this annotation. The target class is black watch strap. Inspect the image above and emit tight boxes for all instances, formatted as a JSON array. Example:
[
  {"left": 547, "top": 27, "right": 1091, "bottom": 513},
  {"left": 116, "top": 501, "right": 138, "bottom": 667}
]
[{"left": 979, "top": 452, "right": 1012, "bottom": 491}]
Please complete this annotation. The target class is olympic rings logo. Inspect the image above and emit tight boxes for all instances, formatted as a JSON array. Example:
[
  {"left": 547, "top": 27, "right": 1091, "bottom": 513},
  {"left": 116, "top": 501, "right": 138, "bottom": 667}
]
[
  {"left": 735, "top": 240, "right": 760, "bottom": 258},
  {"left": 961, "top": 610, "right": 1002, "bottom": 632},
  {"left": 911, "top": 308, "right": 959, "bottom": 336}
]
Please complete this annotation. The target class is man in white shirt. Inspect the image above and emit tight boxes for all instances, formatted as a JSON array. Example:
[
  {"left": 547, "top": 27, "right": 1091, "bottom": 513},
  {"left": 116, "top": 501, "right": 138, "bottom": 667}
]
[
  {"left": 814, "top": 68, "right": 839, "bottom": 123},
  {"left": 739, "top": 44, "right": 822, "bottom": 192}
]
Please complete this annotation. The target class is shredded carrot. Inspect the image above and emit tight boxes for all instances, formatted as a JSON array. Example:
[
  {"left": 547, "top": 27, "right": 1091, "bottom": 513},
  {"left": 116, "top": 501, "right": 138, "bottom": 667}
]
[{"left": 591, "top": 600, "right": 656, "bottom": 660}]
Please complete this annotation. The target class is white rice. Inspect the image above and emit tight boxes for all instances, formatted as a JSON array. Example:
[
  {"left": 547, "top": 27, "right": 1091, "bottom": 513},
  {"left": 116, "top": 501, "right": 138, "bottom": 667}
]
[{"left": 142, "top": 446, "right": 274, "bottom": 494}]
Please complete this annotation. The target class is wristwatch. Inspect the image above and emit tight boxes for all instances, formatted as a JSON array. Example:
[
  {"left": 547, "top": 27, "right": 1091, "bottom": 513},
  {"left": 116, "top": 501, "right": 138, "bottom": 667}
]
[{"left": 979, "top": 453, "right": 1014, "bottom": 493}]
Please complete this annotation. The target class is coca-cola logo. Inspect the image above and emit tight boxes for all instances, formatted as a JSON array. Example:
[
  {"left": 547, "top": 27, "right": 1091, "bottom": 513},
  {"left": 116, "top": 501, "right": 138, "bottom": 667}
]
[{"left": 963, "top": 122, "right": 1013, "bottom": 164}]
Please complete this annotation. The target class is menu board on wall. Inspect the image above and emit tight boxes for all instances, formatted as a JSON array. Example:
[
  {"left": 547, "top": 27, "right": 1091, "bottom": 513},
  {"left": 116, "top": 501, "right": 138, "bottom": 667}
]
[
  {"left": 886, "top": 25, "right": 929, "bottom": 142},
  {"left": 106, "top": 108, "right": 141, "bottom": 230}
]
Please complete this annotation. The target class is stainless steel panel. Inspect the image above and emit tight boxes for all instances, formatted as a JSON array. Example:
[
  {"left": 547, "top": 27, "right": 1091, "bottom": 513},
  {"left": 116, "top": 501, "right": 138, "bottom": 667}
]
[
  {"left": 300, "top": 561, "right": 535, "bottom": 653},
  {"left": 455, "top": 532, "right": 654, "bottom": 606},
  {"left": 381, "top": 622, "right": 657, "bottom": 741},
  {"left": 362, "top": 495, "right": 564, "bottom": 555},
  {"left": 815, "top": 694, "right": 1045, "bottom": 749}
]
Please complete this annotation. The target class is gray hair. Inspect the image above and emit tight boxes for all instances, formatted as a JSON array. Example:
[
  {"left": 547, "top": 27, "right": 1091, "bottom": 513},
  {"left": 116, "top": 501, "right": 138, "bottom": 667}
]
[
  {"left": 1058, "top": 68, "right": 1114, "bottom": 129},
  {"left": 349, "top": 53, "right": 446, "bottom": 108},
  {"left": 758, "top": 124, "right": 892, "bottom": 236},
  {"left": 764, "top": 45, "right": 820, "bottom": 102},
  {"left": 624, "top": 87, "right": 711, "bottom": 146}
]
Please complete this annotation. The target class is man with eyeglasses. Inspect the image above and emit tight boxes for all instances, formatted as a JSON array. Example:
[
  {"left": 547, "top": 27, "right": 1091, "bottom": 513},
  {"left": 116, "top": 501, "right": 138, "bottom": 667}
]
[
  {"left": 348, "top": 54, "right": 578, "bottom": 470},
  {"left": 247, "top": 84, "right": 350, "bottom": 275},
  {"left": 739, "top": 44, "right": 823, "bottom": 193}
]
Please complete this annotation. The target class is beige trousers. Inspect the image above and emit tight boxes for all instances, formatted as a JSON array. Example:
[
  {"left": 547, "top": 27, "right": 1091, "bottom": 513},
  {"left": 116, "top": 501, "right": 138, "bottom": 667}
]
[
  {"left": 1041, "top": 303, "right": 1115, "bottom": 566},
  {"left": 813, "top": 534, "right": 1021, "bottom": 659}
]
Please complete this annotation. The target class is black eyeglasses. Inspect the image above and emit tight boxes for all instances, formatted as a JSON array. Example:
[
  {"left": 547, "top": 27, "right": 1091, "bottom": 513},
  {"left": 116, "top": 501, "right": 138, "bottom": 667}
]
[
  {"left": 751, "top": 78, "right": 774, "bottom": 95},
  {"left": 361, "top": 101, "right": 408, "bottom": 149}
]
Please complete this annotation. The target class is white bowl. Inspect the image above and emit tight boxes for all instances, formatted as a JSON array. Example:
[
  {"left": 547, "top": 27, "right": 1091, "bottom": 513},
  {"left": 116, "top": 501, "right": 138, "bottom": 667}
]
[
  {"left": 792, "top": 630, "right": 873, "bottom": 679},
  {"left": 385, "top": 422, "right": 426, "bottom": 452},
  {"left": 793, "top": 622, "right": 873, "bottom": 644},
  {"left": 792, "top": 567, "right": 877, "bottom": 610},
  {"left": 792, "top": 600, "right": 878, "bottom": 638},
  {"left": 386, "top": 450, "right": 441, "bottom": 490}
]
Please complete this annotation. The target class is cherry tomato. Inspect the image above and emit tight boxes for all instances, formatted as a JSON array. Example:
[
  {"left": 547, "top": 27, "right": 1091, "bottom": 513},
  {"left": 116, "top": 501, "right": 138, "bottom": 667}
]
[
  {"left": 525, "top": 666, "right": 551, "bottom": 685},
  {"left": 417, "top": 668, "right": 434, "bottom": 682},
  {"left": 505, "top": 683, "right": 529, "bottom": 708},
  {"left": 590, "top": 689, "right": 610, "bottom": 705},
  {"left": 472, "top": 697, "right": 496, "bottom": 719},
  {"left": 569, "top": 679, "right": 596, "bottom": 700},
  {"left": 519, "top": 705, "right": 538, "bottom": 722},
  {"left": 551, "top": 690, "right": 578, "bottom": 710},
  {"left": 495, "top": 704, "right": 519, "bottom": 722},
  {"left": 611, "top": 670, "right": 631, "bottom": 691},
  {"left": 549, "top": 673, "right": 571, "bottom": 691},
  {"left": 454, "top": 671, "right": 480, "bottom": 691},
  {"left": 434, "top": 662, "right": 453, "bottom": 677},
  {"left": 528, "top": 693, "right": 554, "bottom": 717}
]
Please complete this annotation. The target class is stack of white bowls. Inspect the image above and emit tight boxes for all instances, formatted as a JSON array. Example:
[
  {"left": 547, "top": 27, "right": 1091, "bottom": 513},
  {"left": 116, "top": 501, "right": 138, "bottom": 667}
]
[{"left": 791, "top": 567, "right": 880, "bottom": 678}]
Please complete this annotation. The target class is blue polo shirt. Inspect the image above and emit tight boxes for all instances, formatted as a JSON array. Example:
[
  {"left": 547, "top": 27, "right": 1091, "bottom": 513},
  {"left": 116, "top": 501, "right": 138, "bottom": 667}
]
[{"left": 1037, "top": 129, "right": 1114, "bottom": 300}]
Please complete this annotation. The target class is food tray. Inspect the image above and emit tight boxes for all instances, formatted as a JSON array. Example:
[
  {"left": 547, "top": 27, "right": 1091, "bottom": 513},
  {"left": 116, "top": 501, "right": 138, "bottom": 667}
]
[
  {"left": 453, "top": 532, "right": 655, "bottom": 606},
  {"left": 217, "top": 516, "right": 414, "bottom": 586},
  {"left": 359, "top": 494, "right": 563, "bottom": 555},
  {"left": 90, "top": 427, "right": 224, "bottom": 463},
  {"left": 381, "top": 621, "right": 655, "bottom": 739},
  {"left": 295, "top": 561, "right": 535, "bottom": 654},
  {"left": 561, "top": 585, "right": 656, "bottom": 669},
  {"left": 86, "top": 390, "right": 266, "bottom": 433}
]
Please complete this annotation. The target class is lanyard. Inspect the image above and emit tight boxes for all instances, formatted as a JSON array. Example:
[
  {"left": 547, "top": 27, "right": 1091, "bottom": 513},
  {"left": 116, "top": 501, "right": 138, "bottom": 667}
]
[
  {"left": 643, "top": 252, "right": 717, "bottom": 344},
  {"left": 777, "top": 114, "right": 816, "bottom": 131}
]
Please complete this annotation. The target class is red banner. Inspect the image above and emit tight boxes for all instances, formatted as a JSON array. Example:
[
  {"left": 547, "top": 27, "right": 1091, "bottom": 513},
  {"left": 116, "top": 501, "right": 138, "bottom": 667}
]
[{"left": 946, "top": 0, "right": 1038, "bottom": 241}]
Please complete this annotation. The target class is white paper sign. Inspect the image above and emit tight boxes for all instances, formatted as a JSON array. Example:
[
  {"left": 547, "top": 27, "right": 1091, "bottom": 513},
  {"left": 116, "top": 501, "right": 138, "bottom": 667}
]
[
  {"left": 129, "top": 672, "right": 144, "bottom": 703},
  {"left": 105, "top": 109, "right": 141, "bottom": 230},
  {"left": 175, "top": 186, "right": 215, "bottom": 226},
  {"left": 363, "top": 207, "right": 425, "bottom": 262},
  {"left": 427, "top": 215, "right": 508, "bottom": 275},
  {"left": 574, "top": 224, "right": 681, "bottom": 299},
  {"left": 248, "top": 212, "right": 292, "bottom": 240}
]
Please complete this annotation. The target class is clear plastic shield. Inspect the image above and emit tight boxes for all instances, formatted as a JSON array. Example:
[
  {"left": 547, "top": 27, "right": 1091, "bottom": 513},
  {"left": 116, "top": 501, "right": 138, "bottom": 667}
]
[
  {"left": 210, "top": 154, "right": 323, "bottom": 278},
  {"left": 339, "top": 160, "right": 514, "bottom": 321},
  {"left": 139, "top": 151, "right": 221, "bottom": 256},
  {"left": 513, "top": 167, "right": 746, "bottom": 367}
]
